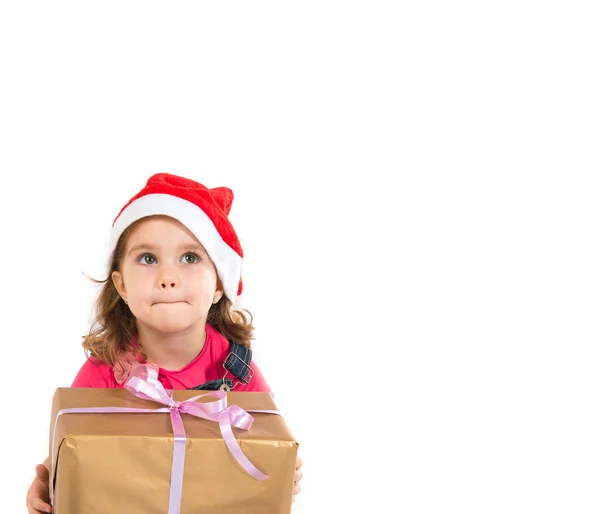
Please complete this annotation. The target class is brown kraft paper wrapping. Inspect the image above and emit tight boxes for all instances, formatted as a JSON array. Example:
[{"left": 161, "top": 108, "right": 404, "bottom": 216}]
[{"left": 49, "top": 387, "right": 299, "bottom": 514}]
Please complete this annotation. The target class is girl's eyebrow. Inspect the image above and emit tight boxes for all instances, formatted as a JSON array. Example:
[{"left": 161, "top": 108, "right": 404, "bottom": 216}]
[
  {"left": 127, "top": 243, "right": 205, "bottom": 256},
  {"left": 128, "top": 244, "right": 156, "bottom": 256}
]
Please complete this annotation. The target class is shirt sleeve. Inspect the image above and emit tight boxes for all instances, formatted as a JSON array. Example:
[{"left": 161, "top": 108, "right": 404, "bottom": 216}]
[
  {"left": 233, "top": 360, "right": 274, "bottom": 397},
  {"left": 71, "top": 357, "right": 117, "bottom": 388}
]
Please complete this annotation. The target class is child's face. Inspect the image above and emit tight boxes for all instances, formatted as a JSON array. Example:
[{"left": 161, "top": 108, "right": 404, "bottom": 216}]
[{"left": 111, "top": 215, "right": 221, "bottom": 335}]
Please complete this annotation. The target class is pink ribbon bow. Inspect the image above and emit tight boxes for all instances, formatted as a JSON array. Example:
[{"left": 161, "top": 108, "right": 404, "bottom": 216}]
[
  {"left": 125, "top": 363, "right": 270, "bottom": 512},
  {"left": 52, "top": 364, "right": 279, "bottom": 514}
]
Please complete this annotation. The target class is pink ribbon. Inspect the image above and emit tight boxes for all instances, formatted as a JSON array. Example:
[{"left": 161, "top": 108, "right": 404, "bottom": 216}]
[{"left": 51, "top": 364, "right": 280, "bottom": 514}]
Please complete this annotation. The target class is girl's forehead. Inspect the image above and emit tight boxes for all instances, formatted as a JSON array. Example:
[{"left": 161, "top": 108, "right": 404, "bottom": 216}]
[{"left": 126, "top": 215, "right": 205, "bottom": 249}]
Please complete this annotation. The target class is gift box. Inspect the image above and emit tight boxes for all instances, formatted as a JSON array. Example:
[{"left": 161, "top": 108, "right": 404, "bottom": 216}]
[{"left": 49, "top": 367, "right": 298, "bottom": 514}]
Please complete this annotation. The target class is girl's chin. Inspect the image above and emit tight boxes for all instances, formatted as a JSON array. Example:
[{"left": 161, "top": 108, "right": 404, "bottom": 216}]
[{"left": 136, "top": 314, "right": 204, "bottom": 334}]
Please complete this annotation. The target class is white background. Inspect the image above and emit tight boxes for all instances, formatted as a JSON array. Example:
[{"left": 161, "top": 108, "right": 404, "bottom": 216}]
[{"left": 1, "top": 1, "right": 600, "bottom": 513}]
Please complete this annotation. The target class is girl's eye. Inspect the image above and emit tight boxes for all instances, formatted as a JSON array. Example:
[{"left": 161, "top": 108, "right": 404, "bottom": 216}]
[
  {"left": 182, "top": 252, "right": 199, "bottom": 264},
  {"left": 138, "top": 254, "right": 157, "bottom": 265}
]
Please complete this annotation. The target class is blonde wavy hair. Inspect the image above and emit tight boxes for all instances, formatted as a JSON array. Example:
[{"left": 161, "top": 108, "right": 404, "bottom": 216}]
[{"left": 81, "top": 217, "right": 254, "bottom": 367}]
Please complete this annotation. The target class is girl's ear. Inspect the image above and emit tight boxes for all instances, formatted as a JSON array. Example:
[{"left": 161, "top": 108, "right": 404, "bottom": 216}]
[
  {"left": 212, "top": 289, "right": 224, "bottom": 304},
  {"left": 112, "top": 271, "right": 127, "bottom": 302}
]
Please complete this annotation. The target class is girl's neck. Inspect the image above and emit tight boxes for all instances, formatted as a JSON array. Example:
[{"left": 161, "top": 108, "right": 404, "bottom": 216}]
[{"left": 136, "top": 322, "right": 208, "bottom": 371}]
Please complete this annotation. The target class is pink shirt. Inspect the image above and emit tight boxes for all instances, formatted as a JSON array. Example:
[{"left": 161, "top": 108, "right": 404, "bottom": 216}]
[{"left": 71, "top": 324, "right": 272, "bottom": 396}]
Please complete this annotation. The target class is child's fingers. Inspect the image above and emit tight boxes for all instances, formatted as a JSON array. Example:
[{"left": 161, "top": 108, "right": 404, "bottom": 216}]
[
  {"left": 35, "top": 464, "right": 50, "bottom": 483},
  {"left": 292, "top": 455, "right": 303, "bottom": 505},
  {"left": 29, "top": 497, "right": 52, "bottom": 513}
]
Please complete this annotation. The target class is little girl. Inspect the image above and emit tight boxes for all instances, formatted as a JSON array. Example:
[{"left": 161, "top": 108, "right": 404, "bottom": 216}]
[{"left": 26, "top": 172, "right": 303, "bottom": 513}]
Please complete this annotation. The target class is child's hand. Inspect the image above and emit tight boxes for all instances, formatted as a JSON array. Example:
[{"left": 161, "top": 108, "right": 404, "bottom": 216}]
[
  {"left": 26, "top": 462, "right": 52, "bottom": 513},
  {"left": 292, "top": 456, "right": 303, "bottom": 502}
]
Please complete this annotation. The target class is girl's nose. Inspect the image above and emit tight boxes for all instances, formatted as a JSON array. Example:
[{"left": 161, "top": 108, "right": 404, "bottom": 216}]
[{"left": 158, "top": 263, "right": 178, "bottom": 289}]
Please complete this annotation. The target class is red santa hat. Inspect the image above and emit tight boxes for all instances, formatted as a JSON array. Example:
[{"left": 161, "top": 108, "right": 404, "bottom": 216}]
[{"left": 109, "top": 173, "right": 243, "bottom": 304}]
